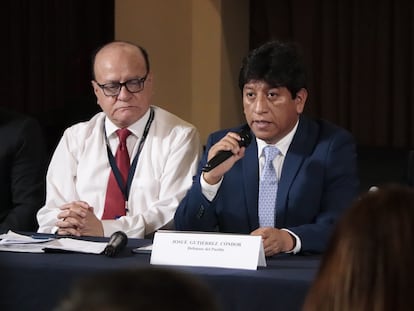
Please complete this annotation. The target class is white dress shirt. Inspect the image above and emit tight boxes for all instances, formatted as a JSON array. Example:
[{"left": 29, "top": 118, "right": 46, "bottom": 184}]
[{"left": 37, "top": 106, "right": 201, "bottom": 238}]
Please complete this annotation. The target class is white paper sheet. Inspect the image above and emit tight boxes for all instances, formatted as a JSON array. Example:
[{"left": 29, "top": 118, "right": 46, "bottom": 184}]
[
  {"left": 0, "top": 231, "right": 107, "bottom": 254},
  {"left": 43, "top": 238, "right": 107, "bottom": 254},
  {"left": 0, "top": 231, "right": 55, "bottom": 244}
]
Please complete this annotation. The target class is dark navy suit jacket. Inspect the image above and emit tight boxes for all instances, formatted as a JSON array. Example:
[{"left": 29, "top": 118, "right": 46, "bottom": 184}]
[{"left": 174, "top": 115, "right": 360, "bottom": 253}]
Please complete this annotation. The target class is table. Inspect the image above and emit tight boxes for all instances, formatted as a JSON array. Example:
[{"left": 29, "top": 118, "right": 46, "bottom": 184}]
[{"left": 0, "top": 235, "right": 320, "bottom": 311}]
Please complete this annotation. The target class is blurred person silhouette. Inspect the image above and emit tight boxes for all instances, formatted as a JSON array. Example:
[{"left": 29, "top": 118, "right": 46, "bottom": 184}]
[
  {"left": 55, "top": 267, "right": 220, "bottom": 311},
  {"left": 0, "top": 108, "right": 47, "bottom": 233},
  {"left": 36, "top": 41, "right": 201, "bottom": 238},
  {"left": 303, "top": 184, "right": 414, "bottom": 311}
]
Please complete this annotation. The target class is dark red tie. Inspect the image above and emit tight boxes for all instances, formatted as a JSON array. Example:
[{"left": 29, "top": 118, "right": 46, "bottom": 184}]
[{"left": 103, "top": 128, "right": 131, "bottom": 219}]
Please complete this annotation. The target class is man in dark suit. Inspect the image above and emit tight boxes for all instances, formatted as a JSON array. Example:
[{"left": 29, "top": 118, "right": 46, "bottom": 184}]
[
  {"left": 0, "top": 108, "right": 47, "bottom": 233},
  {"left": 174, "top": 41, "right": 359, "bottom": 256}
]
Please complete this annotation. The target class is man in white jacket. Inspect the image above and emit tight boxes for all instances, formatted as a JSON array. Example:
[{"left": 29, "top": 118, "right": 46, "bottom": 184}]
[{"left": 37, "top": 41, "right": 201, "bottom": 238}]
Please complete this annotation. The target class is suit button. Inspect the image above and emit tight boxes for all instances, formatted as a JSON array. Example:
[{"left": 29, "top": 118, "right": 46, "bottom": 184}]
[{"left": 196, "top": 205, "right": 205, "bottom": 218}]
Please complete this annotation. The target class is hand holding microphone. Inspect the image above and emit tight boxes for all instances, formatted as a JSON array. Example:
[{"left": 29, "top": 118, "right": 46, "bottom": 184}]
[{"left": 202, "top": 125, "right": 252, "bottom": 173}]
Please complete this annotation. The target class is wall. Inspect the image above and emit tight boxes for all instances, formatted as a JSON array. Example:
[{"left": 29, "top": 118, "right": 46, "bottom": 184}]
[{"left": 115, "top": 0, "right": 249, "bottom": 143}]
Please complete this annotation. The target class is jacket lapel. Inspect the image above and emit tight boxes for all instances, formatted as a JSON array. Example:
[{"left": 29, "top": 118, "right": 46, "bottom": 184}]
[
  {"left": 275, "top": 116, "right": 317, "bottom": 227},
  {"left": 242, "top": 135, "right": 260, "bottom": 230}
]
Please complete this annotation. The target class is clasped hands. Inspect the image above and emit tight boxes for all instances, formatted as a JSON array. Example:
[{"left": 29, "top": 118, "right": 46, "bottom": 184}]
[{"left": 56, "top": 201, "right": 104, "bottom": 237}]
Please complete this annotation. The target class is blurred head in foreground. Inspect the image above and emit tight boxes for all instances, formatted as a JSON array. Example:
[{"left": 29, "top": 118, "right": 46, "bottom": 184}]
[
  {"left": 303, "top": 184, "right": 414, "bottom": 311},
  {"left": 55, "top": 267, "right": 220, "bottom": 311}
]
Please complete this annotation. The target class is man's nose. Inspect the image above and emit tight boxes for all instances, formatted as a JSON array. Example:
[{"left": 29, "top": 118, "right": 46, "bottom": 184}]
[
  {"left": 117, "top": 84, "right": 132, "bottom": 99},
  {"left": 253, "top": 94, "right": 268, "bottom": 113}
]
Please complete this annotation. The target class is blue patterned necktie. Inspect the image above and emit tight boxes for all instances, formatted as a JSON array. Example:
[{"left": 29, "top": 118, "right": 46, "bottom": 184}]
[{"left": 258, "top": 145, "right": 280, "bottom": 227}]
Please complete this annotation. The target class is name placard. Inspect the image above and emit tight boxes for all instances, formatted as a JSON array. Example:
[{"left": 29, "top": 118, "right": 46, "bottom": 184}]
[{"left": 150, "top": 230, "right": 266, "bottom": 270}]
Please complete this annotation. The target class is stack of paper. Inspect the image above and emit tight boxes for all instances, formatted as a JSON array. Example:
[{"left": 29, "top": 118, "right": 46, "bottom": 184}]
[{"left": 0, "top": 231, "right": 107, "bottom": 254}]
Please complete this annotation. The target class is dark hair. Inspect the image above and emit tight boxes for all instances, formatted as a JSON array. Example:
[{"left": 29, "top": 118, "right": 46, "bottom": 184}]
[
  {"left": 55, "top": 267, "right": 220, "bottom": 311},
  {"left": 91, "top": 40, "right": 150, "bottom": 80},
  {"left": 303, "top": 184, "right": 414, "bottom": 311},
  {"left": 238, "top": 41, "right": 307, "bottom": 98}
]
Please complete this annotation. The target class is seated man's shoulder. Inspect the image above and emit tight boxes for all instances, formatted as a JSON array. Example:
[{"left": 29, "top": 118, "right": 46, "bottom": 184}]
[
  {"left": 0, "top": 108, "right": 43, "bottom": 140},
  {"left": 309, "top": 117, "right": 354, "bottom": 140},
  {"left": 0, "top": 108, "right": 32, "bottom": 125},
  {"left": 63, "top": 112, "right": 105, "bottom": 138},
  {"left": 152, "top": 106, "right": 197, "bottom": 131}
]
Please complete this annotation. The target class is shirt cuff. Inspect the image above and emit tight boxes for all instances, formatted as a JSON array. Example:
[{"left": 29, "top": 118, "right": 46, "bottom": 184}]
[
  {"left": 281, "top": 228, "right": 301, "bottom": 254},
  {"left": 101, "top": 219, "right": 119, "bottom": 238},
  {"left": 200, "top": 173, "right": 223, "bottom": 201}
]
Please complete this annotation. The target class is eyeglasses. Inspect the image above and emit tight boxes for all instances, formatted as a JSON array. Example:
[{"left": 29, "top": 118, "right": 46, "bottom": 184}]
[{"left": 95, "top": 74, "right": 148, "bottom": 96}]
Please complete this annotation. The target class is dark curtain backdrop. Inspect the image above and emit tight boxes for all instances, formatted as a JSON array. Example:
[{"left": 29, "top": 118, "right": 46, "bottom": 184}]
[
  {"left": 2, "top": 1, "right": 413, "bottom": 150},
  {"left": 250, "top": 0, "right": 414, "bottom": 148},
  {"left": 1, "top": 0, "right": 114, "bottom": 154}
]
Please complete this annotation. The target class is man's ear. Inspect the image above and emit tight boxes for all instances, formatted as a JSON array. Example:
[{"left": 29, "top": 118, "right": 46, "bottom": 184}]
[
  {"left": 295, "top": 88, "right": 307, "bottom": 114},
  {"left": 91, "top": 80, "right": 100, "bottom": 96}
]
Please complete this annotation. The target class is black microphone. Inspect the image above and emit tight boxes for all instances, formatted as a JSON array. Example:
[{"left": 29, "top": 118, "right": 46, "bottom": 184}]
[
  {"left": 104, "top": 231, "right": 128, "bottom": 257},
  {"left": 202, "top": 125, "right": 252, "bottom": 172}
]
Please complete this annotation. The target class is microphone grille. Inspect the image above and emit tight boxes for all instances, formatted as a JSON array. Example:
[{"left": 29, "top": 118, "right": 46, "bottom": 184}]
[{"left": 239, "top": 125, "right": 252, "bottom": 147}]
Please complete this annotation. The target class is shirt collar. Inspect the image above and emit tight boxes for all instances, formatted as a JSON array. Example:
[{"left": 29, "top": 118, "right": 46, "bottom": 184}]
[
  {"left": 256, "top": 119, "right": 299, "bottom": 157},
  {"left": 104, "top": 108, "right": 151, "bottom": 138}
]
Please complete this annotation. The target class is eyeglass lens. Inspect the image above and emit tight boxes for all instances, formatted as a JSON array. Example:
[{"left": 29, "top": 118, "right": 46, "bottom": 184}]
[{"left": 100, "top": 78, "right": 146, "bottom": 96}]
